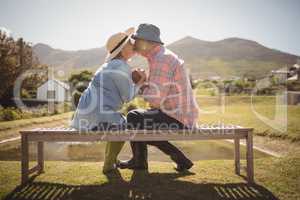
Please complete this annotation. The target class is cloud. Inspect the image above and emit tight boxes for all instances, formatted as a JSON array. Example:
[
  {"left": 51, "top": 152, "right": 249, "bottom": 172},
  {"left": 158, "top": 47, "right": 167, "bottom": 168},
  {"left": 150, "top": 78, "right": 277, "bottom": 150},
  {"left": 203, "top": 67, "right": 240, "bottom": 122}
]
[{"left": 0, "top": 27, "right": 12, "bottom": 37}]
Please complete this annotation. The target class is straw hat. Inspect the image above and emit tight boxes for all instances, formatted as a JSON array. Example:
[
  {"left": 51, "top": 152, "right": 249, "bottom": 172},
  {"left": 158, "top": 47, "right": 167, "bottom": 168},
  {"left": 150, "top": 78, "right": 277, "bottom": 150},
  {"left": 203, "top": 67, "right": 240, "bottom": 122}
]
[{"left": 105, "top": 27, "right": 135, "bottom": 62}]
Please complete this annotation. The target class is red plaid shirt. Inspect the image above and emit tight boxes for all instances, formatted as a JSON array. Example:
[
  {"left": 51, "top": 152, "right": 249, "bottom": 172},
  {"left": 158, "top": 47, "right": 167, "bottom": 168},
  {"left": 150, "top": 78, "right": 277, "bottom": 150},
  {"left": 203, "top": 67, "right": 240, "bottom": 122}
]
[{"left": 142, "top": 45, "right": 199, "bottom": 128}]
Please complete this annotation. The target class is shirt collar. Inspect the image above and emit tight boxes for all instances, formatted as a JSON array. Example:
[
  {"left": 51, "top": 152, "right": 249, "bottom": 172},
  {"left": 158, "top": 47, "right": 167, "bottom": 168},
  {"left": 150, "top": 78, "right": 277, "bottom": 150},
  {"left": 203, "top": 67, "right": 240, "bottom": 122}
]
[{"left": 145, "top": 45, "right": 162, "bottom": 61}]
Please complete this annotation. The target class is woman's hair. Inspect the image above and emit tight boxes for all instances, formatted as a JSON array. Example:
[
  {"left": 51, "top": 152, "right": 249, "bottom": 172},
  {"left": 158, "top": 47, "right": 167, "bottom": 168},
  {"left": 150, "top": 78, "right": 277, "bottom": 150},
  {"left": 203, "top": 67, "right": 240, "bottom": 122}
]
[
  {"left": 113, "top": 52, "right": 123, "bottom": 60},
  {"left": 112, "top": 40, "right": 132, "bottom": 60}
]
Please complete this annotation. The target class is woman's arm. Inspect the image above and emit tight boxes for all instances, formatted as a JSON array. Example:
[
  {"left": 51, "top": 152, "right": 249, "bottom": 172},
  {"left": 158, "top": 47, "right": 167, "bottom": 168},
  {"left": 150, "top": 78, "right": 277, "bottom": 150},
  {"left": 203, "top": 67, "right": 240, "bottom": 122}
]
[{"left": 108, "top": 65, "right": 136, "bottom": 103}]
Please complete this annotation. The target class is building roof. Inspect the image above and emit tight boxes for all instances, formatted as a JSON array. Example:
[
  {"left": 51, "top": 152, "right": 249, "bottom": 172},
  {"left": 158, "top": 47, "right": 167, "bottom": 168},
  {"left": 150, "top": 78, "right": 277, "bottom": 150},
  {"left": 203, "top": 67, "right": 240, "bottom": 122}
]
[
  {"left": 53, "top": 79, "right": 70, "bottom": 90},
  {"left": 40, "top": 79, "right": 70, "bottom": 90},
  {"left": 287, "top": 74, "right": 298, "bottom": 81}
]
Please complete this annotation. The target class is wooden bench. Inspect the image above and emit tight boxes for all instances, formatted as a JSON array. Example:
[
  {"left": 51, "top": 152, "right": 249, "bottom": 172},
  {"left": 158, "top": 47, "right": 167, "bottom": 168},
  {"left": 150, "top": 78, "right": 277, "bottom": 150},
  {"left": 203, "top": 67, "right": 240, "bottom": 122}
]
[{"left": 19, "top": 125, "right": 254, "bottom": 184}]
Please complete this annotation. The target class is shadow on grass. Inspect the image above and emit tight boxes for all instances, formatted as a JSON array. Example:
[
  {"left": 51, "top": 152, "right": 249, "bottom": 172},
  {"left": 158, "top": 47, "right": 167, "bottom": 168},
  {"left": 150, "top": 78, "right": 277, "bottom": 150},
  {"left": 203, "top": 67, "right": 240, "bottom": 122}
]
[{"left": 5, "top": 170, "right": 278, "bottom": 200}]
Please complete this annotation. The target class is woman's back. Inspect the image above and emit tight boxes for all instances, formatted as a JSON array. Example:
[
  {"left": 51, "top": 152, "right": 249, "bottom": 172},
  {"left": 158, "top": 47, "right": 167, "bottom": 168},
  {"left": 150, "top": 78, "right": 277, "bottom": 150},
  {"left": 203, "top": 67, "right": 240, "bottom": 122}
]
[{"left": 71, "top": 59, "right": 136, "bottom": 130}]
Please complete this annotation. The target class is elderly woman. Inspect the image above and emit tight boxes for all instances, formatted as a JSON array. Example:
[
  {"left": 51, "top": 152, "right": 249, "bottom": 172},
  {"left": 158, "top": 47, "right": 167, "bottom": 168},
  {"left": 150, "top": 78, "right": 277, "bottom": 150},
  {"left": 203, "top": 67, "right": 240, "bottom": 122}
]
[{"left": 71, "top": 27, "right": 145, "bottom": 173}]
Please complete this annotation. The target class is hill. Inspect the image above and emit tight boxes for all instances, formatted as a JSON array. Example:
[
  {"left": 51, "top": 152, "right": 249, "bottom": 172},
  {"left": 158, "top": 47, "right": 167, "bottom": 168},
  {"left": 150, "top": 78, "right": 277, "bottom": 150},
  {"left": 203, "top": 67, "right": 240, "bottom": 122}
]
[
  {"left": 33, "top": 43, "right": 106, "bottom": 74},
  {"left": 33, "top": 37, "right": 300, "bottom": 79},
  {"left": 168, "top": 36, "right": 299, "bottom": 78}
]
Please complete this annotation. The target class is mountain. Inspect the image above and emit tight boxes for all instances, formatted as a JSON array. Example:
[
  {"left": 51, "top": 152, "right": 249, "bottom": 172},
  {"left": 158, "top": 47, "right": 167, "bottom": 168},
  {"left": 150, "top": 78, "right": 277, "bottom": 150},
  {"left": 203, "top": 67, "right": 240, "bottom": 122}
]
[
  {"left": 33, "top": 43, "right": 106, "bottom": 73},
  {"left": 168, "top": 36, "right": 299, "bottom": 78},
  {"left": 33, "top": 37, "right": 300, "bottom": 79},
  {"left": 169, "top": 36, "right": 297, "bottom": 63}
]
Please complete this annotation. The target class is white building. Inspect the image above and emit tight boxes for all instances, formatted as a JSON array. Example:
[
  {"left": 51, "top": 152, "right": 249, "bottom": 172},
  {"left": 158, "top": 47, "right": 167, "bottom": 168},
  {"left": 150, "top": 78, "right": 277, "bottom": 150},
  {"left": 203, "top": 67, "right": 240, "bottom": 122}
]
[
  {"left": 209, "top": 75, "right": 221, "bottom": 81},
  {"left": 37, "top": 79, "right": 70, "bottom": 102},
  {"left": 288, "top": 63, "right": 300, "bottom": 81}
]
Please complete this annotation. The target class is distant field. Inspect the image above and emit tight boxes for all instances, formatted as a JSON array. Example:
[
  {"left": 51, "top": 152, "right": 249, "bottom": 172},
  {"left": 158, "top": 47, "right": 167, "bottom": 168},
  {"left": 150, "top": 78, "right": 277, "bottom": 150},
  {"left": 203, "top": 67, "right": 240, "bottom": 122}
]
[
  {"left": 196, "top": 95, "right": 300, "bottom": 141},
  {"left": 122, "top": 95, "right": 300, "bottom": 141},
  {"left": 0, "top": 95, "right": 299, "bottom": 142},
  {"left": 0, "top": 112, "right": 72, "bottom": 141}
]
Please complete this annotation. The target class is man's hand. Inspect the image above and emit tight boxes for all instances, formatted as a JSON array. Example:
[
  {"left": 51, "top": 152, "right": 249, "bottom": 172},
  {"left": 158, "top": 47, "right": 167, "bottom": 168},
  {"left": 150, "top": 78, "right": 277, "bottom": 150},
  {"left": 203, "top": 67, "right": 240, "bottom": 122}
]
[{"left": 132, "top": 68, "right": 147, "bottom": 85}]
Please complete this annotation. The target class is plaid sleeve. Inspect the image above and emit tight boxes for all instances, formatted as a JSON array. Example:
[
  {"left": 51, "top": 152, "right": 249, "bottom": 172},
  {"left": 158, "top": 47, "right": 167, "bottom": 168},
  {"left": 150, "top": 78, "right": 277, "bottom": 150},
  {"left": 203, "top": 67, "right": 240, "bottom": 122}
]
[{"left": 142, "top": 58, "right": 175, "bottom": 108}]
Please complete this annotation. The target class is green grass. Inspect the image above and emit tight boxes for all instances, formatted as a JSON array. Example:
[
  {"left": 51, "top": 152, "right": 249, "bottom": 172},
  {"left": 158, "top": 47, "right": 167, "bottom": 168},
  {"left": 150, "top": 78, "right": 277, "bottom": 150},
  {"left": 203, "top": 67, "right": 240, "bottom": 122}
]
[
  {"left": 0, "top": 151, "right": 299, "bottom": 200},
  {"left": 0, "top": 112, "right": 73, "bottom": 132},
  {"left": 0, "top": 112, "right": 73, "bottom": 141},
  {"left": 122, "top": 95, "right": 300, "bottom": 141},
  {"left": 0, "top": 95, "right": 299, "bottom": 199},
  {"left": 195, "top": 95, "right": 300, "bottom": 141},
  {"left": 1, "top": 95, "right": 299, "bottom": 142}
]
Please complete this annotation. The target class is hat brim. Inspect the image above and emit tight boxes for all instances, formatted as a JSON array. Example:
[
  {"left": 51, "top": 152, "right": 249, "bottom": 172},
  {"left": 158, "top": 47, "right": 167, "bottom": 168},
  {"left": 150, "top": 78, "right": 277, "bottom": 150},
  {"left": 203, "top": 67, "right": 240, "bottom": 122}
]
[
  {"left": 105, "top": 28, "right": 135, "bottom": 62},
  {"left": 131, "top": 34, "right": 164, "bottom": 45}
]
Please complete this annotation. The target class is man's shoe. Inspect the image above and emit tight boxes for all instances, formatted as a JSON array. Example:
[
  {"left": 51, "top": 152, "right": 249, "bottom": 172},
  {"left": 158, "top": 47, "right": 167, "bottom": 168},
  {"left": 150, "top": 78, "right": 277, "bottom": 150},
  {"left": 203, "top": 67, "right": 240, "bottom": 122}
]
[
  {"left": 118, "top": 142, "right": 148, "bottom": 170},
  {"left": 175, "top": 160, "right": 194, "bottom": 172},
  {"left": 117, "top": 159, "right": 135, "bottom": 169},
  {"left": 118, "top": 159, "right": 148, "bottom": 170}
]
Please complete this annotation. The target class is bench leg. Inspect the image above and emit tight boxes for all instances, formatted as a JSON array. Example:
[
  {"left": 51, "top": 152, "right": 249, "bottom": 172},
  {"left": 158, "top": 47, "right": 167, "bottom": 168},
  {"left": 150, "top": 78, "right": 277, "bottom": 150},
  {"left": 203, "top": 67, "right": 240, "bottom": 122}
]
[
  {"left": 37, "top": 142, "right": 44, "bottom": 173},
  {"left": 234, "top": 138, "right": 240, "bottom": 175},
  {"left": 21, "top": 135, "right": 29, "bottom": 185},
  {"left": 246, "top": 130, "right": 254, "bottom": 183}
]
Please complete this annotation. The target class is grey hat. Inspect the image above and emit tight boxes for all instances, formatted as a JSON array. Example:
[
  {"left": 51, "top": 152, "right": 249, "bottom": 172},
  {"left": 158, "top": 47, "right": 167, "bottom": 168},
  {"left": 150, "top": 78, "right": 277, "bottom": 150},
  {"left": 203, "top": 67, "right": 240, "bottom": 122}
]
[{"left": 132, "top": 23, "right": 164, "bottom": 45}]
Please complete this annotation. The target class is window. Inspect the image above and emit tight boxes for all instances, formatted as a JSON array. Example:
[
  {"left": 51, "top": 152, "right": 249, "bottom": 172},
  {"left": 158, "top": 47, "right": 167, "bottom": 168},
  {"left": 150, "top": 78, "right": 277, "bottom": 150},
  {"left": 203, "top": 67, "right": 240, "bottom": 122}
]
[{"left": 47, "top": 90, "right": 56, "bottom": 99}]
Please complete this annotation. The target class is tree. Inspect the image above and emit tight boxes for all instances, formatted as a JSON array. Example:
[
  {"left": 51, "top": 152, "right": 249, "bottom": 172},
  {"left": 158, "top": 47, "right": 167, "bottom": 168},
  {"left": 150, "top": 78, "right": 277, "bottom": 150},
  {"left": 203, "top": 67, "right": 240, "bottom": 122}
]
[
  {"left": 68, "top": 70, "right": 93, "bottom": 107},
  {"left": 0, "top": 31, "right": 46, "bottom": 104}
]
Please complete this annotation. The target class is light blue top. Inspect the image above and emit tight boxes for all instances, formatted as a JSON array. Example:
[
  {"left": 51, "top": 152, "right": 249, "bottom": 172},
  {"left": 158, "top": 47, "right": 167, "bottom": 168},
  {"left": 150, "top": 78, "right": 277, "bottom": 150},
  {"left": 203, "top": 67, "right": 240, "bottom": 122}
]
[{"left": 71, "top": 59, "right": 137, "bottom": 131}]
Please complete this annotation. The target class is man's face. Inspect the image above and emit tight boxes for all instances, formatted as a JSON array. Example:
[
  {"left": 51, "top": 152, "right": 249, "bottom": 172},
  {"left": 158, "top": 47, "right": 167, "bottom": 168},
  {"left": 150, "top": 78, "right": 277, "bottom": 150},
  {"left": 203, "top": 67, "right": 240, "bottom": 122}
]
[{"left": 133, "top": 38, "right": 149, "bottom": 56}]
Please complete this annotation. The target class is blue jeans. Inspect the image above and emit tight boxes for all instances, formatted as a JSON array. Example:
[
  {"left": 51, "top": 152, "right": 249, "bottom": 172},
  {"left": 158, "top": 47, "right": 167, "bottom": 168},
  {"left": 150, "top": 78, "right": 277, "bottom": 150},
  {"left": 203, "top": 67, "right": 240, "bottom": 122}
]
[{"left": 126, "top": 109, "right": 192, "bottom": 166}]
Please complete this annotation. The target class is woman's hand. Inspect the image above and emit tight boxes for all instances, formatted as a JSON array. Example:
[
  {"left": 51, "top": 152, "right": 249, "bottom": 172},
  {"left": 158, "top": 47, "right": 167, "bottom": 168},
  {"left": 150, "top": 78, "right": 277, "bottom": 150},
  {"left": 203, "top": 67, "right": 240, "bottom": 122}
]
[{"left": 132, "top": 68, "right": 147, "bottom": 85}]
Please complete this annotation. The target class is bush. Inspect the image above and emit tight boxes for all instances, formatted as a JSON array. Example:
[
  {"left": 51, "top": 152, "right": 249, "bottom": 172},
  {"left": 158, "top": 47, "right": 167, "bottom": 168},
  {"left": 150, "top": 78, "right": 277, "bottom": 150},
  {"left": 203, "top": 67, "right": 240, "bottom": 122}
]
[
  {"left": 0, "top": 103, "right": 72, "bottom": 122},
  {"left": 0, "top": 108, "right": 21, "bottom": 121}
]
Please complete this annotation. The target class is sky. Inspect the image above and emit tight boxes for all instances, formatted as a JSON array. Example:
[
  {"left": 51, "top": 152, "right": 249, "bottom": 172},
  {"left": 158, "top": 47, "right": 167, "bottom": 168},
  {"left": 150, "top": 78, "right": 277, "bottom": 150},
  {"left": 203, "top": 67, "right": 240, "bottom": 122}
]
[{"left": 1, "top": 0, "right": 300, "bottom": 55}]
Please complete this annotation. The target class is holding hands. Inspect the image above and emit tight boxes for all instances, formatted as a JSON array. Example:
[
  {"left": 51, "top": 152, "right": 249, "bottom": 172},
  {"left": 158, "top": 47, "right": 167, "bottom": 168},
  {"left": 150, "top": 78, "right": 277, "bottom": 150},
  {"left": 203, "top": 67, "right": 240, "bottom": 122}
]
[{"left": 132, "top": 68, "right": 147, "bottom": 85}]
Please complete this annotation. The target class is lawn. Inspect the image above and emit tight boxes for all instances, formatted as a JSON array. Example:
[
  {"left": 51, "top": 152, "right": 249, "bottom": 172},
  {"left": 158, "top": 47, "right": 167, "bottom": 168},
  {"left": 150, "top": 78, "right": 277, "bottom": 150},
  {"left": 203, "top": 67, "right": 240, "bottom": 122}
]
[
  {"left": 0, "top": 112, "right": 73, "bottom": 141},
  {"left": 0, "top": 150, "right": 299, "bottom": 200},
  {"left": 123, "top": 95, "right": 300, "bottom": 141},
  {"left": 0, "top": 96, "right": 299, "bottom": 199},
  {"left": 0, "top": 112, "right": 73, "bottom": 132},
  {"left": 1, "top": 95, "right": 299, "bottom": 142},
  {"left": 196, "top": 95, "right": 300, "bottom": 141}
]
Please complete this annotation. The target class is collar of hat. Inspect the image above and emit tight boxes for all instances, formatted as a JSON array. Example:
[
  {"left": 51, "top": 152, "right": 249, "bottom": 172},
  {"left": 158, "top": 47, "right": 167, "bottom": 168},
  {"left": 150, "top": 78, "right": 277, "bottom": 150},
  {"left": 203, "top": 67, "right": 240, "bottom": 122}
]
[{"left": 145, "top": 45, "right": 162, "bottom": 60}]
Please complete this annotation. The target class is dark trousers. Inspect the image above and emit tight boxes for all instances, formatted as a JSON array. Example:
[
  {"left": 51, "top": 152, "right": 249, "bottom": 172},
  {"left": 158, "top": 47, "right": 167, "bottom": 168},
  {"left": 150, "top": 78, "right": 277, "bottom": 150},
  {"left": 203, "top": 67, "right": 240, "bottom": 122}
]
[{"left": 127, "top": 109, "right": 192, "bottom": 166}]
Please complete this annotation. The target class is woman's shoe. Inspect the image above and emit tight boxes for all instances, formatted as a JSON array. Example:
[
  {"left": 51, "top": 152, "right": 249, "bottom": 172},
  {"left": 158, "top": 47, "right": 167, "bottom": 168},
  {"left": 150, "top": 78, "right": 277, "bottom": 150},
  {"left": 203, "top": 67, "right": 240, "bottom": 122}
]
[
  {"left": 102, "top": 166, "right": 117, "bottom": 174},
  {"left": 103, "top": 161, "right": 119, "bottom": 174}
]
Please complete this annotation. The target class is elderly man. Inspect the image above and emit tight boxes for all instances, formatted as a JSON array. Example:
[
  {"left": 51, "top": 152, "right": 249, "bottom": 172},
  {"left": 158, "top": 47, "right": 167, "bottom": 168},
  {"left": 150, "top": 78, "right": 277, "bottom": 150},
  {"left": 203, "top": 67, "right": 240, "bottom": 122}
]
[{"left": 119, "top": 24, "right": 199, "bottom": 172}]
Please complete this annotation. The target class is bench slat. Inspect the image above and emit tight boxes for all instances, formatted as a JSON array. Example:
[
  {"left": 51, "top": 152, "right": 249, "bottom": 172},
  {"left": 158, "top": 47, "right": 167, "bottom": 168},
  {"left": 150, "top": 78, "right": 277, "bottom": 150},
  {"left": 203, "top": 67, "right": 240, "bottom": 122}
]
[
  {"left": 20, "top": 126, "right": 253, "bottom": 142},
  {"left": 20, "top": 127, "right": 253, "bottom": 134},
  {"left": 26, "top": 132, "right": 248, "bottom": 142}
]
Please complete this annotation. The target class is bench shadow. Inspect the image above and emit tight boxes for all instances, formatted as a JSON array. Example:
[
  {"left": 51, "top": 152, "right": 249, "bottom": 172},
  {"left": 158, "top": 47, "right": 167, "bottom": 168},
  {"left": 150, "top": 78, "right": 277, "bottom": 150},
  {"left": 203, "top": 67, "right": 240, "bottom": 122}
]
[{"left": 5, "top": 170, "right": 278, "bottom": 200}]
